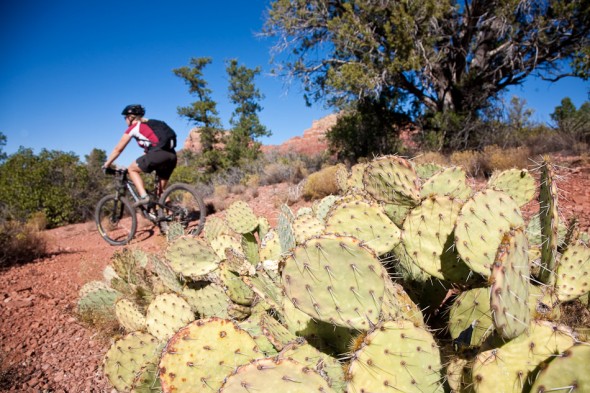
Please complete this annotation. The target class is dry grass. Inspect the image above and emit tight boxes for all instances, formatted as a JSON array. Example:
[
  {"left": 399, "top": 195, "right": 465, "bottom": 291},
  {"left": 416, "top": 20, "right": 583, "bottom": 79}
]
[
  {"left": 0, "top": 218, "right": 47, "bottom": 267},
  {"left": 301, "top": 165, "right": 341, "bottom": 200},
  {"left": 449, "top": 150, "right": 483, "bottom": 177},
  {"left": 411, "top": 151, "right": 449, "bottom": 166},
  {"left": 481, "top": 145, "right": 531, "bottom": 173},
  {"left": 76, "top": 308, "right": 121, "bottom": 344}
]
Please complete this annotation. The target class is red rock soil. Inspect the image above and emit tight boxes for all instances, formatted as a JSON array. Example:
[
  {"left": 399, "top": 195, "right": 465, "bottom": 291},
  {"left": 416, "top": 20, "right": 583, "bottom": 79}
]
[{"left": 1, "top": 162, "right": 589, "bottom": 393}]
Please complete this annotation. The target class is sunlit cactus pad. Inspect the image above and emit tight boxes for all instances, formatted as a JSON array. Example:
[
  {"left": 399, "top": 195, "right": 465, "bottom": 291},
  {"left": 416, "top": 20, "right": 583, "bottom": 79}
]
[
  {"left": 529, "top": 344, "right": 590, "bottom": 393},
  {"left": 165, "top": 236, "right": 219, "bottom": 280},
  {"left": 219, "top": 357, "right": 336, "bottom": 392},
  {"left": 471, "top": 321, "right": 576, "bottom": 393},
  {"left": 347, "top": 319, "right": 444, "bottom": 393},
  {"left": 103, "top": 331, "right": 162, "bottom": 392},
  {"left": 282, "top": 235, "right": 385, "bottom": 330},
  {"left": 362, "top": 155, "right": 421, "bottom": 205},
  {"left": 225, "top": 200, "right": 259, "bottom": 234},
  {"left": 146, "top": 293, "right": 194, "bottom": 341},
  {"left": 324, "top": 198, "right": 401, "bottom": 255},
  {"left": 488, "top": 168, "right": 536, "bottom": 207},
  {"left": 490, "top": 227, "right": 531, "bottom": 339},
  {"left": 420, "top": 166, "right": 471, "bottom": 200},
  {"left": 402, "top": 195, "right": 469, "bottom": 281},
  {"left": 455, "top": 189, "right": 524, "bottom": 277},
  {"left": 159, "top": 318, "right": 261, "bottom": 392},
  {"left": 555, "top": 244, "right": 590, "bottom": 302}
]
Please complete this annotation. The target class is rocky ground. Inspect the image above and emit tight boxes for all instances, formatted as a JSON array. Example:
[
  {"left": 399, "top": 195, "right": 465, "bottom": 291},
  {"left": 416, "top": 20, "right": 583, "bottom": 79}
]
[{"left": 0, "top": 159, "right": 589, "bottom": 392}]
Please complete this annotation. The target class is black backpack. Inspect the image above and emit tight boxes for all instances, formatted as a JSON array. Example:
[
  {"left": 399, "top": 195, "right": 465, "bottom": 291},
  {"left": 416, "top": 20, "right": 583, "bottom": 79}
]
[{"left": 146, "top": 119, "right": 177, "bottom": 152}]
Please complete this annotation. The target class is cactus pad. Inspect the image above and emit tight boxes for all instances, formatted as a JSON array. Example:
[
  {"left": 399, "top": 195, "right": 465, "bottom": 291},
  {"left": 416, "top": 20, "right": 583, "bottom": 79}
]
[
  {"left": 402, "top": 195, "right": 470, "bottom": 281},
  {"left": 225, "top": 200, "right": 258, "bottom": 234},
  {"left": 471, "top": 321, "right": 576, "bottom": 393},
  {"left": 292, "top": 212, "right": 325, "bottom": 244},
  {"left": 555, "top": 244, "right": 590, "bottom": 302},
  {"left": 455, "top": 189, "right": 524, "bottom": 277},
  {"left": 362, "top": 155, "right": 421, "bottom": 205},
  {"left": 165, "top": 236, "right": 220, "bottom": 280},
  {"left": 159, "top": 318, "right": 260, "bottom": 392},
  {"left": 219, "top": 357, "right": 336, "bottom": 392},
  {"left": 488, "top": 168, "right": 536, "bottom": 207},
  {"left": 103, "top": 331, "right": 162, "bottom": 392},
  {"left": 448, "top": 287, "right": 493, "bottom": 348},
  {"left": 529, "top": 344, "right": 590, "bottom": 393},
  {"left": 115, "top": 298, "right": 146, "bottom": 332},
  {"left": 145, "top": 293, "right": 194, "bottom": 341},
  {"left": 490, "top": 228, "right": 531, "bottom": 339},
  {"left": 420, "top": 166, "right": 472, "bottom": 200},
  {"left": 325, "top": 199, "right": 401, "bottom": 255},
  {"left": 347, "top": 319, "right": 444, "bottom": 393},
  {"left": 282, "top": 235, "right": 385, "bottom": 330}
]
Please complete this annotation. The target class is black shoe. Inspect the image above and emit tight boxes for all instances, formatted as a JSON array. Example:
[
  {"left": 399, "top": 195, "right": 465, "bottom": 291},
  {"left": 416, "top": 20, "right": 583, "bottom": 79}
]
[{"left": 133, "top": 195, "right": 151, "bottom": 208}]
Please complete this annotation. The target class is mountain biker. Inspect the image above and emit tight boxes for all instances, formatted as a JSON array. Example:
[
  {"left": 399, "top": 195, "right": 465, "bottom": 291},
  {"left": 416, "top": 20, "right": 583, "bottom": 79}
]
[{"left": 103, "top": 104, "right": 177, "bottom": 207}]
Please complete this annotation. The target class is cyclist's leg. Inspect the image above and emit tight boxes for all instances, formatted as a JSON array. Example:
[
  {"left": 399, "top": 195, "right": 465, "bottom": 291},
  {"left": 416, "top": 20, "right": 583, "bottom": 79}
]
[
  {"left": 128, "top": 160, "right": 147, "bottom": 197},
  {"left": 155, "top": 152, "right": 177, "bottom": 194}
]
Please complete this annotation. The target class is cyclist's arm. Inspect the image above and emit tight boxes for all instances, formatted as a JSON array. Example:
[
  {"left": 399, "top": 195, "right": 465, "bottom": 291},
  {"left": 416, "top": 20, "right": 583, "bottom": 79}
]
[{"left": 104, "top": 133, "right": 132, "bottom": 168}]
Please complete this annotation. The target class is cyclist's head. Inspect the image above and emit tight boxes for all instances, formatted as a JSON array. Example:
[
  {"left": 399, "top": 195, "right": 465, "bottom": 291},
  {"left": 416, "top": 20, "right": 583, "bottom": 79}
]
[{"left": 121, "top": 104, "right": 145, "bottom": 118}]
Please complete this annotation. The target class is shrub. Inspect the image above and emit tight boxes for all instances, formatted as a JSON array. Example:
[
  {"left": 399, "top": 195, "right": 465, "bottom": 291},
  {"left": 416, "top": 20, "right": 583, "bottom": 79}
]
[
  {"left": 0, "top": 218, "right": 47, "bottom": 267},
  {"left": 449, "top": 150, "right": 484, "bottom": 177},
  {"left": 301, "top": 165, "right": 341, "bottom": 200},
  {"left": 481, "top": 145, "right": 530, "bottom": 174},
  {"left": 411, "top": 151, "right": 449, "bottom": 166}
]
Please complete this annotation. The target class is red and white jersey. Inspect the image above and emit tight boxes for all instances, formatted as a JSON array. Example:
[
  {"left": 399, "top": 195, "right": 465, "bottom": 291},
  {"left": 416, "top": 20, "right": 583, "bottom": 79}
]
[{"left": 124, "top": 121, "right": 159, "bottom": 152}]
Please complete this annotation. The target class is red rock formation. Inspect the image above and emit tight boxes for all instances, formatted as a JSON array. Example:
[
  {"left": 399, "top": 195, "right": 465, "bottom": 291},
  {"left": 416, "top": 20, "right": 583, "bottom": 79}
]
[{"left": 183, "top": 114, "right": 338, "bottom": 157}]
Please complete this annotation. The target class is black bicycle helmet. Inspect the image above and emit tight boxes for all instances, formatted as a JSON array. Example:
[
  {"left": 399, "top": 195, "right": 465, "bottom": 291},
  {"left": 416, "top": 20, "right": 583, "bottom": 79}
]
[{"left": 121, "top": 104, "right": 145, "bottom": 117}]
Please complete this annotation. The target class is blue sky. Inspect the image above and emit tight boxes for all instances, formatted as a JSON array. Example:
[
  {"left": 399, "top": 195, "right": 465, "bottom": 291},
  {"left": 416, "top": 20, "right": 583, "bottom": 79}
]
[{"left": 1, "top": 1, "right": 589, "bottom": 166}]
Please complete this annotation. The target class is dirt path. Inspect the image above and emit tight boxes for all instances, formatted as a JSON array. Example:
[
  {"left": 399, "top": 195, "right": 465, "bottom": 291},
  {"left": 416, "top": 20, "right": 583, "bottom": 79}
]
[{"left": 0, "top": 163, "right": 588, "bottom": 392}]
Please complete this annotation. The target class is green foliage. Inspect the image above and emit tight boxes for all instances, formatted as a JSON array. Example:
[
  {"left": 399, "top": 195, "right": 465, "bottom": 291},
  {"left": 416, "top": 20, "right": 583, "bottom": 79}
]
[
  {"left": 327, "top": 98, "right": 406, "bottom": 163},
  {"left": 0, "top": 148, "right": 92, "bottom": 227},
  {"left": 551, "top": 97, "right": 590, "bottom": 146},
  {"left": 173, "top": 57, "right": 228, "bottom": 174},
  {"left": 0, "top": 132, "right": 7, "bottom": 162},
  {"left": 264, "top": 0, "right": 590, "bottom": 150},
  {"left": 225, "top": 59, "right": 271, "bottom": 166}
]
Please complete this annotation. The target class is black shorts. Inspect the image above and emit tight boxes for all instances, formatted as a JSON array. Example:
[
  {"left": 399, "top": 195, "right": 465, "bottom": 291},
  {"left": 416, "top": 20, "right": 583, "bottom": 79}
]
[{"left": 136, "top": 149, "right": 177, "bottom": 180}]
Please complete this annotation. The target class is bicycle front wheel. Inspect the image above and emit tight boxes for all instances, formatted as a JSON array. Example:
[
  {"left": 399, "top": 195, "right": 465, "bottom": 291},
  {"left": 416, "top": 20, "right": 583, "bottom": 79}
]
[
  {"left": 159, "top": 183, "right": 206, "bottom": 236},
  {"left": 95, "top": 195, "right": 137, "bottom": 246}
]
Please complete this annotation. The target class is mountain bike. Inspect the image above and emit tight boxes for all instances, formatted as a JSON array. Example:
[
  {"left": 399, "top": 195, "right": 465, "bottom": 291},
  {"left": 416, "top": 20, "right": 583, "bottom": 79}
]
[{"left": 95, "top": 168, "right": 206, "bottom": 246}]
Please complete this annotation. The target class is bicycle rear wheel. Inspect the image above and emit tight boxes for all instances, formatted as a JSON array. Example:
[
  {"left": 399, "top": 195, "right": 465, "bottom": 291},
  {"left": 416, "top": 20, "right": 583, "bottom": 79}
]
[
  {"left": 159, "top": 183, "right": 206, "bottom": 236},
  {"left": 95, "top": 195, "right": 137, "bottom": 246}
]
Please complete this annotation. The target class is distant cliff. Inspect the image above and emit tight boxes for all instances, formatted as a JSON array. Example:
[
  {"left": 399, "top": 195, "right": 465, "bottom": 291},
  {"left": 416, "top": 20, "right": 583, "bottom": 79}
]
[{"left": 182, "top": 114, "right": 338, "bottom": 157}]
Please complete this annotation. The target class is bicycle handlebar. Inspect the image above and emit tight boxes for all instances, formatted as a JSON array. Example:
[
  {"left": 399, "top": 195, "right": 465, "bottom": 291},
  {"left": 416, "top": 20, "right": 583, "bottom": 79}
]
[{"left": 103, "top": 167, "right": 127, "bottom": 176}]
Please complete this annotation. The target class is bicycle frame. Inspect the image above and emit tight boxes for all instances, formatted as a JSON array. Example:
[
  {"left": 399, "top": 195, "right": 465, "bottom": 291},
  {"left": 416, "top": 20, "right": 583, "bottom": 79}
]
[{"left": 105, "top": 168, "right": 161, "bottom": 222}]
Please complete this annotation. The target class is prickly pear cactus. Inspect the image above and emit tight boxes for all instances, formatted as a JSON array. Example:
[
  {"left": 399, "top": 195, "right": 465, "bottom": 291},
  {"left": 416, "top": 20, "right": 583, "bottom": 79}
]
[
  {"left": 259, "top": 313, "right": 298, "bottom": 351},
  {"left": 282, "top": 235, "right": 385, "bottom": 330},
  {"left": 324, "top": 199, "right": 401, "bottom": 256},
  {"left": 529, "top": 344, "right": 590, "bottom": 393},
  {"left": 539, "top": 157, "right": 560, "bottom": 285},
  {"left": 181, "top": 282, "right": 232, "bottom": 319},
  {"left": 402, "top": 195, "right": 470, "bottom": 281},
  {"left": 203, "top": 216, "right": 234, "bottom": 243},
  {"left": 165, "top": 236, "right": 219, "bottom": 280},
  {"left": 115, "top": 298, "right": 146, "bottom": 332},
  {"left": 77, "top": 281, "right": 120, "bottom": 313},
  {"left": 471, "top": 321, "right": 576, "bottom": 393},
  {"left": 103, "top": 331, "right": 163, "bottom": 392},
  {"left": 346, "top": 320, "right": 444, "bottom": 393},
  {"left": 455, "top": 189, "right": 524, "bottom": 277},
  {"left": 219, "top": 357, "right": 336, "bottom": 392},
  {"left": 225, "top": 200, "right": 259, "bottom": 234},
  {"left": 487, "top": 168, "right": 536, "bottom": 207},
  {"left": 420, "top": 166, "right": 471, "bottom": 200},
  {"left": 145, "top": 293, "right": 194, "bottom": 341},
  {"left": 278, "top": 341, "right": 346, "bottom": 392},
  {"left": 490, "top": 227, "right": 531, "bottom": 339},
  {"left": 448, "top": 287, "right": 494, "bottom": 348},
  {"left": 292, "top": 212, "right": 325, "bottom": 244},
  {"left": 159, "top": 318, "right": 261, "bottom": 392},
  {"left": 555, "top": 244, "right": 590, "bottom": 302},
  {"left": 362, "top": 155, "right": 421, "bottom": 206}
]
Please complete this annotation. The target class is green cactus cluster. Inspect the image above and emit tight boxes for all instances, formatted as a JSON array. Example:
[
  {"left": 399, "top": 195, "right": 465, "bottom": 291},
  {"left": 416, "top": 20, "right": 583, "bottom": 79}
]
[{"left": 78, "top": 155, "right": 590, "bottom": 393}]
